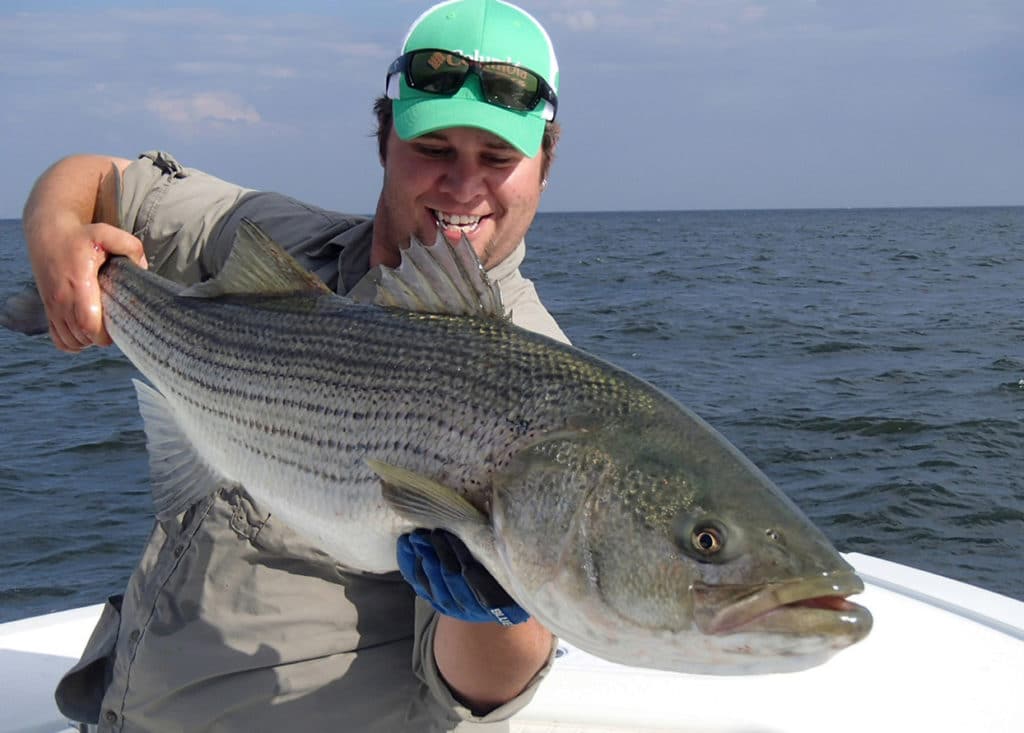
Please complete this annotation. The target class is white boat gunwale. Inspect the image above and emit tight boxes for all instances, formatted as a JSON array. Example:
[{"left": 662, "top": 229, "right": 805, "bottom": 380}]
[{"left": 2, "top": 553, "right": 1023, "bottom": 733}]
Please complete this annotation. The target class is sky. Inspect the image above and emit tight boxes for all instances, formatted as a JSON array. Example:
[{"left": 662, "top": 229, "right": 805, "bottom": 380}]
[{"left": 0, "top": 0, "right": 1021, "bottom": 217}]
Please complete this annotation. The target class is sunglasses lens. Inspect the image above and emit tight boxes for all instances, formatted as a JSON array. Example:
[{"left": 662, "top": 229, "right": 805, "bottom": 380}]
[
  {"left": 479, "top": 65, "right": 540, "bottom": 111},
  {"left": 408, "top": 51, "right": 469, "bottom": 94},
  {"left": 399, "top": 50, "right": 552, "bottom": 114}
]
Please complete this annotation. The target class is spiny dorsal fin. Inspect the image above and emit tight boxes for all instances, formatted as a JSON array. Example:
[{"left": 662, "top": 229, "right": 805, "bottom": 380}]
[
  {"left": 348, "top": 232, "right": 505, "bottom": 319},
  {"left": 182, "top": 219, "right": 331, "bottom": 298}
]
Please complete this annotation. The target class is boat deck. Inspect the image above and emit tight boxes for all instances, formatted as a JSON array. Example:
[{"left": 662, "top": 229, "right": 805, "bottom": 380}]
[{"left": 3, "top": 553, "right": 1022, "bottom": 733}]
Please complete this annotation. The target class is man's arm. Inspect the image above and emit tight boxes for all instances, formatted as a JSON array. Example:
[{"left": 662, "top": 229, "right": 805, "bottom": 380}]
[
  {"left": 22, "top": 154, "right": 146, "bottom": 352},
  {"left": 434, "top": 615, "right": 553, "bottom": 714},
  {"left": 400, "top": 528, "right": 554, "bottom": 714}
]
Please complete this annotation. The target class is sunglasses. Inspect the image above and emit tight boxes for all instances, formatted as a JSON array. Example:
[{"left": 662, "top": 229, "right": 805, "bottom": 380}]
[{"left": 387, "top": 49, "right": 558, "bottom": 119}]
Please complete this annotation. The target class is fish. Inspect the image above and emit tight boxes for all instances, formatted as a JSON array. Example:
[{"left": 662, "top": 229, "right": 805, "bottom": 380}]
[{"left": 2, "top": 220, "right": 872, "bottom": 674}]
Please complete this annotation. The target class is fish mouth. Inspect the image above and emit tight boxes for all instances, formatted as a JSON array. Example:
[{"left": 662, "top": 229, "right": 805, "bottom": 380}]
[{"left": 694, "top": 572, "right": 872, "bottom": 640}]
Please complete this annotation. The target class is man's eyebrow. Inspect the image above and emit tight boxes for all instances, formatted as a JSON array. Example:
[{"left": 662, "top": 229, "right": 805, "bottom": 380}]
[{"left": 417, "top": 132, "right": 518, "bottom": 152}]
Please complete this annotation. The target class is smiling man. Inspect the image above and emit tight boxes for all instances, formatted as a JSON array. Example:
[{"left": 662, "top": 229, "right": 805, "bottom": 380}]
[
  {"left": 372, "top": 124, "right": 547, "bottom": 271},
  {"left": 372, "top": 10, "right": 559, "bottom": 273},
  {"left": 22, "top": 1, "right": 568, "bottom": 731}
]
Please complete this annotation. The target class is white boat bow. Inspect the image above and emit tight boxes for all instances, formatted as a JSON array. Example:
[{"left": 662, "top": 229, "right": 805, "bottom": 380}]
[{"left": 2, "top": 553, "right": 1022, "bottom": 733}]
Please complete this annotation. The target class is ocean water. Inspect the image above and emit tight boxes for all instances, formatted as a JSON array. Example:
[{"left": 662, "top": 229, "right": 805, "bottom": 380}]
[{"left": 1, "top": 207, "right": 1021, "bottom": 623}]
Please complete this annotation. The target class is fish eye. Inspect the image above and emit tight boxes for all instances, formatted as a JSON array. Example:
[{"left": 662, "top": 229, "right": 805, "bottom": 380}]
[
  {"left": 691, "top": 524, "right": 724, "bottom": 556},
  {"left": 673, "top": 516, "right": 731, "bottom": 562}
]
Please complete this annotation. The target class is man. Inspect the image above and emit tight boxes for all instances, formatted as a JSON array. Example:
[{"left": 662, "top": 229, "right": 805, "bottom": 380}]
[{"left": 23, "top": 1, "right": 566, "bottom": 730}]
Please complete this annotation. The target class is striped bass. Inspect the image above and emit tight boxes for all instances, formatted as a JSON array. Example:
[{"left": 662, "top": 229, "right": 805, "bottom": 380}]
[{"left": 3, "top": 221, "right": 871, "bottom": 674}]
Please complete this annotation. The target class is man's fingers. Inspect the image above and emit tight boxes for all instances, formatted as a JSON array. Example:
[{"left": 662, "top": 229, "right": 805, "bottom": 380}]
[
  {"left": 44, "top": 274, "right": 109, "bottom": 352},
  {"left": 49, "top": 320, "right": 85, "bottom": 353},
  {"left": 65, "top": 308, "right": 94, "bottom": 350},
  {"left": 91, "top": 226, "right": 147, "bottom": 269},
  {"left": 428, "top": 530, "right": 464, "bottom": 575},
  {"left": 67, "top": 228, "right": 132, "bottom": 347},
  {"left": 72, "top": 298, "right": 108, "bottom": 347},
  {"left": 92, "top": 329, "right": 113, "bottom": 347}
]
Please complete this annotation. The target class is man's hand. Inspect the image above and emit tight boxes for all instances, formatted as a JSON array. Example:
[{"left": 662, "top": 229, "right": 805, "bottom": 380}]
[
  {"left": 22, "top": 154, "right": 143, "bottom": 352},
  {"left": 397, "top": 528, "right": 529, "bottom": 626},
  {"left": 27, "top": 221, "right": 146, "bottom": 352},
  {"left": 401, "top": 529, "right": 552, "bottom": 713}
]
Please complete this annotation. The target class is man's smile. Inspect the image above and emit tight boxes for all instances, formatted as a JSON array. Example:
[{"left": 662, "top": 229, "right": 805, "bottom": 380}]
[{"left": 433, "top": 209, "right": 488, "bottom": 235}]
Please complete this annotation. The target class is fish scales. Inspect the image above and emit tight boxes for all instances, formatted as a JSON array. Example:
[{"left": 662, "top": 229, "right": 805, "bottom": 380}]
[{"left": 99, "top": 259, "right": 634, "bottom": 572}]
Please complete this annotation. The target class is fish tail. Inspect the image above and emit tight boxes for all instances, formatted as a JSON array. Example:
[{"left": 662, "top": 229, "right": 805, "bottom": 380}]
[{"left": 0, "top": 287, "right": 49, "bottom": 336}]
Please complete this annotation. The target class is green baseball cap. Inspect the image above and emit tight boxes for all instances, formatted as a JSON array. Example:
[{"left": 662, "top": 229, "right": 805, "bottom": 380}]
[{"left": 386, "top": 0, "right": 559, "bottom": 158}]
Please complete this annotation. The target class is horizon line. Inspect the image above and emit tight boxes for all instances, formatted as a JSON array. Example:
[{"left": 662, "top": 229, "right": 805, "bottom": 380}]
[{"left": 2, "top": 202, "right": 1023, "bottom": 222}]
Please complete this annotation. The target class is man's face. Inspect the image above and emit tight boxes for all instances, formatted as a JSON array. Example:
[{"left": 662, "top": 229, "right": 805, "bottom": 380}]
[{"left": 372, "top": 125, "right": 546, "bottom": 270}]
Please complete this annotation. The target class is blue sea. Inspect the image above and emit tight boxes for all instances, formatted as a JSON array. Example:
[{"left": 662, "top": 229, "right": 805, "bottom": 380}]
[{"left": 1, "top": 207, "right": 1022, "bottom": 623}]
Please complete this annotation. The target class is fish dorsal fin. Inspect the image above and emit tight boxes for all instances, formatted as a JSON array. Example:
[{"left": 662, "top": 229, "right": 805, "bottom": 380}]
[
  {"left": 349, "top": 232, "right": 505, "bottom": 318},
  {"left": 133, "top": 379, "right": 229, "bottom": 520},
  {"left": 182, "top": 219, "right": 331, "bottom": 298},
  {"left": 366, "top": 458, "right": 488, "bottom": 527}
]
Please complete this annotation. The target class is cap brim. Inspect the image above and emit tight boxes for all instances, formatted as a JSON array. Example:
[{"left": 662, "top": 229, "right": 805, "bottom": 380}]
[{"left": 393, "top": 94, "right": 545, "bottom": 158}]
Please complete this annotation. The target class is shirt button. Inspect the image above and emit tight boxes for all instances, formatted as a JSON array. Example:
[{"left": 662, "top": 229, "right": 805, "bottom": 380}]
[
  {"left": 104, "top": 709, "right": 118, "bottom": 723},
  {"left": 129, "top": 629, "right": 141, "bottom": 643}
]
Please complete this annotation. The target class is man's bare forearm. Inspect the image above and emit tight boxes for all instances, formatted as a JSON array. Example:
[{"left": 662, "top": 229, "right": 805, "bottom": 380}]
[
  {"left": 23, "top": 154, "right": 128, "bottom": 237},
  {"left": 22, "top": 154, "right": 143, "bottom": 351},
  {"left": 434, "top": 615, "right": 553, "bottom": 715}
]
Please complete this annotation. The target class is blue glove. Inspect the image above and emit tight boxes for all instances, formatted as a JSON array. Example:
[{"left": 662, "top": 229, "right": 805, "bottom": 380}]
[{"left": 397, "top": 528, "right": 529, "bottom": 626}]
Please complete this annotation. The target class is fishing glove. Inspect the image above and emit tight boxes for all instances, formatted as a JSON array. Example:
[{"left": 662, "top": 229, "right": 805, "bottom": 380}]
[{"left": 397, "top": 528, "right": 529, "bottom": 626}]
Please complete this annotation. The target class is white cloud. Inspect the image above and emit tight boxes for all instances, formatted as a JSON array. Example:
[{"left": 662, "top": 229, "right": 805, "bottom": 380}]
[
  {"left": 0, "top": 8, "right": 390, "bottom": 83},
  {"left": 146, "top": 92, "right": 262, "bottom": 126},
  {"left": 171, "top": 61, "right": 298, "bottom": 79},
  {"left": 741, "top": 5, "right": 768, "bottom": 23},
  {"left": 555, "top": 10, "right": 599, "bottom": 32}
]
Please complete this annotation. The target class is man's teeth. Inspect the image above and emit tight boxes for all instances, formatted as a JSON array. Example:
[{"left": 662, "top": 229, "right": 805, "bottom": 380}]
[{"left": 434, "top": 211, "right": 481, "bottom": 229}]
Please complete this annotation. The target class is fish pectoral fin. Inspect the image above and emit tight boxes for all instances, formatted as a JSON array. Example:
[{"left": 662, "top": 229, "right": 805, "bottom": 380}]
[
  {"left": 181, "top": 219, "right": 332, "bottom": 298},
  {"left": 348, "top": 232, "right": 505, "bottom": 319},
  {"left": 133, "top": 379, "right": 228, "bottom": 520},
  {"left": 367, "top": 458, "right": 487, "bottom": 527}
]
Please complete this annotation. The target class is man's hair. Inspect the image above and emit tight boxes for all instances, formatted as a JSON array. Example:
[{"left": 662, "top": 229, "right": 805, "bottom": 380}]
[{"left": 373, "top": 96, "right": 560, "bottom": 182}]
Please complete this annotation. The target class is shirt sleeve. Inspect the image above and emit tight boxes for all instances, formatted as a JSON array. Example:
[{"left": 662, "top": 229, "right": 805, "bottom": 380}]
[
  {"left": 490, "top": 241, "right": 570, "bottom": 345},
  {"left": 409, "top": 599, "right": 557, "bottom": 728},
  {"left": 117, "top": 150, "right": 253, "bottom": 284},
  {"left": 116, "top": 151, "right": 369, "bottom": 290}
]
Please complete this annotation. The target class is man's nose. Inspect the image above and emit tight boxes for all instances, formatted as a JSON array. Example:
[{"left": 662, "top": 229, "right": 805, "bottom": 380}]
[{"left": 439, "top": 158, "right": 486, "bottom": 202}]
